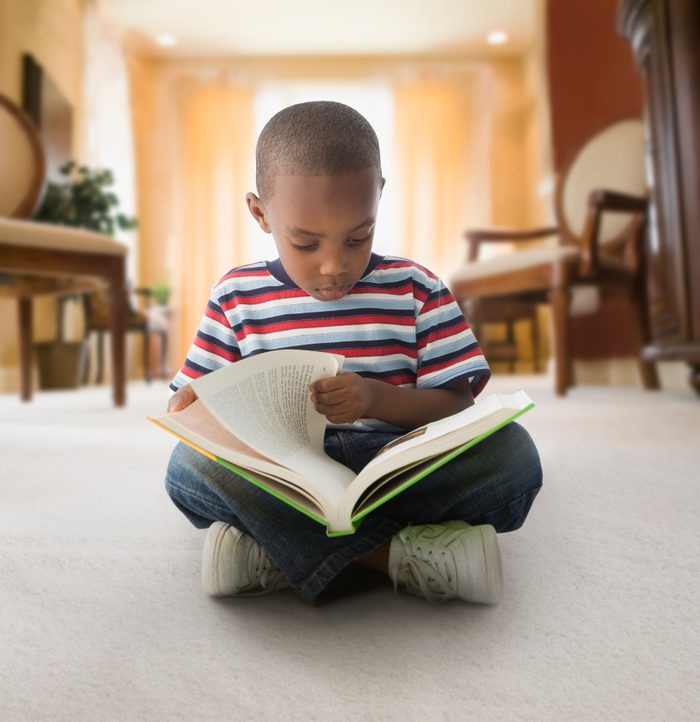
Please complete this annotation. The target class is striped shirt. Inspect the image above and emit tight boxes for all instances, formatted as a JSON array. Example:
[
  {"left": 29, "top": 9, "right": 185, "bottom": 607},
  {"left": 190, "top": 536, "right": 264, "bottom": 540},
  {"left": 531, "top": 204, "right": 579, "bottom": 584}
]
[{"left": 170, "top": 253, "right": 491, "bottom": 430}]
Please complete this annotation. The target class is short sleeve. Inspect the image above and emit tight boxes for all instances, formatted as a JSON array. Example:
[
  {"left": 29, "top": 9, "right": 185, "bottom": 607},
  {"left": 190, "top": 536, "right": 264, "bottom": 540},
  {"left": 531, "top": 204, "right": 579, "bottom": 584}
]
[
  {"left": 169, "top": 287, "right": 241, "bottom": 392},
  {"left": 415, "top": 277, "right": 491, "bottom": 397}
]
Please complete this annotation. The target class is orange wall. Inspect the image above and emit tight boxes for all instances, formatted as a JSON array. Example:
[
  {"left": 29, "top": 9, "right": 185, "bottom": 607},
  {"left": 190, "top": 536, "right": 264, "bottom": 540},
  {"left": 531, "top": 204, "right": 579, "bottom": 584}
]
[
  {"left": 546, "top": 0, "right": 644, "bottom": 170},
  {"left": 546, "top": 0, "right": 645, "bottom": 360},
  {"left": 0, "top": 0, "right": 84, "bottom": 391}
]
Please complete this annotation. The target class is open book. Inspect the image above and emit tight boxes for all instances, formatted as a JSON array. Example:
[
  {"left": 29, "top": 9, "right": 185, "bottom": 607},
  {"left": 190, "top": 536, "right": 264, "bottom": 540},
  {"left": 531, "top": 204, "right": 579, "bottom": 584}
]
[{"left": 148, "top": 349, "right": 534, "bottom": 536}]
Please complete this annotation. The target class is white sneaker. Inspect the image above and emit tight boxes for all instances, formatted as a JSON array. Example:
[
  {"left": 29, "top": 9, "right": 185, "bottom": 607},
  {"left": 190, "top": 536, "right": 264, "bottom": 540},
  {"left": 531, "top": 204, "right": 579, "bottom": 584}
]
[
  {"left": 388, "top": 522, "right": 504, "bottom": 604},
  {"left": 201, "top": 521, "right": 290, "bottom": 596}
]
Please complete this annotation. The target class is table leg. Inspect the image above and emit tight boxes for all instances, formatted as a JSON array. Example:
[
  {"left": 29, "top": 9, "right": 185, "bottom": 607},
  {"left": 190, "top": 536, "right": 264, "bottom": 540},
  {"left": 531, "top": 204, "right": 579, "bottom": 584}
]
[
  {"left": 107, "top": 283, "right": 128, "bottom": 407},
  {"left": 18, "top": 297, "right": 33, "bottom": 402},
  {"left": 549, "top": 286, "right": 572, "bottom": 396}
]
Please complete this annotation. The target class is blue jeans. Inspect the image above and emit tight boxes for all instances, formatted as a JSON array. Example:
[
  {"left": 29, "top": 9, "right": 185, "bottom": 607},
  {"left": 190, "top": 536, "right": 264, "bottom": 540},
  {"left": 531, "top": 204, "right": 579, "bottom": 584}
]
[{"left": 165, "top": 422, "right": 542, "bottom": 602}]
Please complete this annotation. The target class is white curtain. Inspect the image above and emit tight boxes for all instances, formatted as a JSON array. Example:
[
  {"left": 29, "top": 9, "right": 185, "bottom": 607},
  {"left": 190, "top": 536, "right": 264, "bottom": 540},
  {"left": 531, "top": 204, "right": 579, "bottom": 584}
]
[{"left": 82, "top": 0, "right": 138, "bottom": 278}]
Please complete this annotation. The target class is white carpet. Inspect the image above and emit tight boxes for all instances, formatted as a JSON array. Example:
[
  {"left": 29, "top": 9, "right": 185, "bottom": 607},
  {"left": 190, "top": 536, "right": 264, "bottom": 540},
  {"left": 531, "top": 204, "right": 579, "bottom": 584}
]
[{"left": 1, "top": 375, "right": 698, "bottom": 721}]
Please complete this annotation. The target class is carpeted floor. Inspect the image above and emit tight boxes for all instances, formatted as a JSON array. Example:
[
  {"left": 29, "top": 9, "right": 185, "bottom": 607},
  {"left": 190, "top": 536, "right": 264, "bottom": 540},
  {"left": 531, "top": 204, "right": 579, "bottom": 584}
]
[{"left": 1, "top": 374, "right": 698, "bottom": 721}]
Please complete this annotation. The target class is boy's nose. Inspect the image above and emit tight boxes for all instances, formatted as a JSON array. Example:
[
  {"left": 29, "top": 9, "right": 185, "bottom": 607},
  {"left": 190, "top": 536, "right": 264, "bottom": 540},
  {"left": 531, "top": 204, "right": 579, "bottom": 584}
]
[{"left": 319, "top": 252, "right": 348, "bottom": 277}]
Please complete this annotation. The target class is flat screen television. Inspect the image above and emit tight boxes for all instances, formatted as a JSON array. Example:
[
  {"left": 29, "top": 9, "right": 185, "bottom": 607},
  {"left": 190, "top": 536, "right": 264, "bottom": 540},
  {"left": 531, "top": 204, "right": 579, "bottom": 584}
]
[{"left": 21, "top": 53, "right": 74, "bottom": 183}]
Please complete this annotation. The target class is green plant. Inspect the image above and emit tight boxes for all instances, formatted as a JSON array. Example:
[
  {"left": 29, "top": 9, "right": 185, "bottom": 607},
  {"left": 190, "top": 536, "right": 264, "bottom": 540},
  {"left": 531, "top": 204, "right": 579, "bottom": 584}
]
[
  {"left": 151, "top": 281, "right": 171, "bottom": 307},
  {"left": 32, "top": 162, "right": 139, "bottom": 342},
  {"left": 33, "top": 161, "right": 138, "bottom": 236}
]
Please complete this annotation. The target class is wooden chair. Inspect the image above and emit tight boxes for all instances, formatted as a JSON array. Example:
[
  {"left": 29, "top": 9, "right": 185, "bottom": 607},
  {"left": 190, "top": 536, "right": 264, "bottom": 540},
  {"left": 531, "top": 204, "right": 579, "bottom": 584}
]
[
  {"left": 450, "top": 118, "right": 660, "bottom": 396},
  {"left": 460, "top": 229, "right": 547, "bottom": 373},
  {"left": 0, "top": 92, "right": 129, "bottom": 405},
  {"left": 83, "top": 287, "right": 168, "bottom": 384}
]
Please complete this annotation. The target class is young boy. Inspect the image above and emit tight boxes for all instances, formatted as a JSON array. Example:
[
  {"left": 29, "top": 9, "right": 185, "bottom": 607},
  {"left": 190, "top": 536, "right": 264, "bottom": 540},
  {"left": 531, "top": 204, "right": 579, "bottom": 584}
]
[{"left": 165, "top": 101, "right": 542, "bottom": 604}]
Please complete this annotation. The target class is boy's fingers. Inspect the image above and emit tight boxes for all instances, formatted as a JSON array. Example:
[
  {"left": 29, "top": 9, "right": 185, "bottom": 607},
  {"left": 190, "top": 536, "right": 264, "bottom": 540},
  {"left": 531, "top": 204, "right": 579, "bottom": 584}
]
[
  {"left": 312, "top": 387, "right": 350, "bottom": 406},
  {"left": 168, "top": 386, "right": 195, "bottom": 412},
  {"left": 168, "top": 397, "right": 184, "bottom": 412},
  {"left": 310, "top": 376, "right": 346, "bottom": 393}
]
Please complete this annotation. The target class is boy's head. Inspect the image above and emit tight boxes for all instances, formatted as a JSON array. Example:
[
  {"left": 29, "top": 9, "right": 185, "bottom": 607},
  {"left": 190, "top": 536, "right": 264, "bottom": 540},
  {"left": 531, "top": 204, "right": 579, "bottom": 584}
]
[
  {"left": 254, "top": 100, "right": 382, "bottom": 202},
  {"left": 247, "top": 101, "right": 385, "bottom": 302}
]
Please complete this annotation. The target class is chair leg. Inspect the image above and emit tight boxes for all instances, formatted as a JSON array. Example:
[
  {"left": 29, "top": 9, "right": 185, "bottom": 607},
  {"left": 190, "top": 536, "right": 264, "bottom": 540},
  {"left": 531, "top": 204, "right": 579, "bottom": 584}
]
[
  {"left": 506, "top": 319, "right": 516, "bottom": 373},
  {"left": 158, "top": 330, "right": 168, "bottom": 379},
  {"left": 638, "top": 359, "right": 660, "bottom": 391},
  {"left": 82, "top": 333, "right": 91, "bottom": 385},
  {"left": 632, "top": 293, "right": 660, "bottom": 391},
  {"left": 470, "top": 320, "right": 484, "bottom": 349},
  {"left": 530, "top": 310, "right": 540, "bottom": 373},
  {"left": 549, "top": 287, "right": 572, "bottom": 396},
  {"left": 107, "top": 283, "right": 127, "bottom": 407},
  {"left": 96, "top": 331, "right": 105, "bottom": 385},
  {"left": 18, "top": 297, "right": 33, "bottom": 402},
  {"left": 143, "top": 329, "right": 152, "bottom": 383}
]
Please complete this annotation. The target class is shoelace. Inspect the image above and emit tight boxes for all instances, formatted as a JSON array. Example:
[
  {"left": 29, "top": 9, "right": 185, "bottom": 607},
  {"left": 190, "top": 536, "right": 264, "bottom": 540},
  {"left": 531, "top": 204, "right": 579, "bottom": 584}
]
[
  {"left": 395, "top": 539, "right": 459, "bottom": 603},
  {"left": 246, "top": 541, "right": 288, "bottom": 592}
]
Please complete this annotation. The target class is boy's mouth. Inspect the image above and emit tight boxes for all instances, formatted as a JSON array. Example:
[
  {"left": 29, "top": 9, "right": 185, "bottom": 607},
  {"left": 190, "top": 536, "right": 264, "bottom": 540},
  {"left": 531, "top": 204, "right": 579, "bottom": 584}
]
[{"left": 315, "top": 285, "right": 351, "bottom": 301}]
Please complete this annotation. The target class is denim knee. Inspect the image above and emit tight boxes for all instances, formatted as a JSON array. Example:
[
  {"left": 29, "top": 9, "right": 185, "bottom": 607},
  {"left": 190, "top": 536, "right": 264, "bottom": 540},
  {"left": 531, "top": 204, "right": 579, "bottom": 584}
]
[
  {"left": 164, "top": 442, "right": 224, "bottom": 529},
  {"left": 435, "top": 422, "right": 543, "bottom": 533},
  {"left": 164, "top": 442, "right": 193, "bottom": 504},
  {"left": 479, "top": 422, "right": 542, "bottom": 531},
  {"left": 503, "top": 422, "right": 543, "bottom": 489}
]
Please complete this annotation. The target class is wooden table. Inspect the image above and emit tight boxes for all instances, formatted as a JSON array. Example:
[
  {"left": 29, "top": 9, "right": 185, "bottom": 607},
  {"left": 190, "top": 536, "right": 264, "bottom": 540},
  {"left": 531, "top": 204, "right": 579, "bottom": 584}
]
[{"left": 0, "top": 218, "right": 129, "bottom": 406}]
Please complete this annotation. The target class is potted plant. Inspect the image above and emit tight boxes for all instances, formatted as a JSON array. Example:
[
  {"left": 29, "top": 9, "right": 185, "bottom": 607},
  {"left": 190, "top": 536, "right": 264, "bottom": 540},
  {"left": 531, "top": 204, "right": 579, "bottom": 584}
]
[
  {"left": 32, "top": 162, "right": 138, "bottom": 389},
  {"left": 150, "top": 281, "right": 171, "bottom": 307}
]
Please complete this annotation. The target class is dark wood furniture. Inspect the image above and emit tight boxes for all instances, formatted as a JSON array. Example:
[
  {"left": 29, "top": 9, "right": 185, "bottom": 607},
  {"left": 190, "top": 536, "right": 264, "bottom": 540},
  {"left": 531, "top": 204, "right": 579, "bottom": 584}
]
[
  {"left": 0, "top": 222, "right": 129, "bottom": 406},
  {"left": 450, "top": 119, "right": 659, "bottom": 396},
  {"left": 620, "top": 0, "right": 700, "bottom": 394},
  {"left": 461, "top": 228, "right": 545, "bottom": 373},
  {"left": 0, "top": 92, "right": 128, "bottom": 406},
  {"left": 83, "top": 287, "right": 168, "bottom": 384}
]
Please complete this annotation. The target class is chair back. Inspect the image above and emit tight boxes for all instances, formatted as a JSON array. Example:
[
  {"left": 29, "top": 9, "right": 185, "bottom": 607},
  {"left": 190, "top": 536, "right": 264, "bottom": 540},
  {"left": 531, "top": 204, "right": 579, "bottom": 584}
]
[
  {"left": 0, "top": 93, "right": 45, "bottom": 218},
  {"left": 556, "top": 118, "right": 647, "bottom": 247}
]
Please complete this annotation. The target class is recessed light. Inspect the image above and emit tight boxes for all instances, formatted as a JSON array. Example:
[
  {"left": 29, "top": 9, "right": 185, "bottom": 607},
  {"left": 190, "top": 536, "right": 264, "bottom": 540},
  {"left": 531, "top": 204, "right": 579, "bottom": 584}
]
[
  {"left": 156, "top": 33, "right": 177, "bottom": 47},
  {"left": 487, "top": 31, "right": 508, "bottom": 46}
]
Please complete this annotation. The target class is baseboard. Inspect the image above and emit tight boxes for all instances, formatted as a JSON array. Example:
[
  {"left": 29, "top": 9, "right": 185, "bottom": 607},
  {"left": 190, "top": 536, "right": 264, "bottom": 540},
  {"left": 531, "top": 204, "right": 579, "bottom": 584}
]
[
  {"left": 563, "top": 358, "right": 690, "bottom": 392},
  {"left": 0, "top": 335, "right": 141, "bottom": 395},
  {"left": 0, "top": 365, "right": 32, "bottom": 395}
]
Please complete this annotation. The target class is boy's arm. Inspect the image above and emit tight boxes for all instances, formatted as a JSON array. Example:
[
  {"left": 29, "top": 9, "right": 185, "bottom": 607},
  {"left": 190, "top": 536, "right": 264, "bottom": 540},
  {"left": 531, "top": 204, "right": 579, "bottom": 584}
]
[{"left": 310, "top": 373, "right": 475, "bottom": 429}]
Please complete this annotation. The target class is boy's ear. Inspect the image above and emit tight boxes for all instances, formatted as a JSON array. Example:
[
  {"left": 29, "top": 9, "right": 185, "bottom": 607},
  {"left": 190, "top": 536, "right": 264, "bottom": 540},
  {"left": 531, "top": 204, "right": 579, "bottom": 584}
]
[{"left": 245, "top": 192, "right": 272, "bottom": 233}]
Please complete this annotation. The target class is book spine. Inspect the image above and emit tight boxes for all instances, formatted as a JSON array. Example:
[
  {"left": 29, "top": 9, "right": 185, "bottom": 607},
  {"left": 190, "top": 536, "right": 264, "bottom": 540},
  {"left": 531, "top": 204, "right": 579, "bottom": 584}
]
[{"left": 214, "top": 458, "right": 354, "bottom": 534}]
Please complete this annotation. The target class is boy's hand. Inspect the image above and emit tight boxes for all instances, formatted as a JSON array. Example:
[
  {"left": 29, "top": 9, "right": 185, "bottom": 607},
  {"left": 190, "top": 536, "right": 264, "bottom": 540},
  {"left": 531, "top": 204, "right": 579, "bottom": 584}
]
[
  {"left": 309, "top": 372, "right": 374, "bottom": 424},
  {"left": 168, "top": 384, "right": 197, "bottom": 412}
]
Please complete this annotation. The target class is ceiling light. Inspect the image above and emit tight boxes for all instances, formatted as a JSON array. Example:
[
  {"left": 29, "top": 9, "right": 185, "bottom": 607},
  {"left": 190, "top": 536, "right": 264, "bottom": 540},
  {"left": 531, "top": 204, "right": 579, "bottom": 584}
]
[
  {"left": 487, "top": 31, "right": 508, "bottom": 46},
  {"left": 156, "top": 33, "right": 177, "bottom": 47}
]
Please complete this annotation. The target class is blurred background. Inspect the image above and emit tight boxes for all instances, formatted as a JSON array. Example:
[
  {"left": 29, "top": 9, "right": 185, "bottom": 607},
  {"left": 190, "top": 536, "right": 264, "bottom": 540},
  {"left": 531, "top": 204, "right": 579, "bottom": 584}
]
[
  {"left": 0, "top": 0, "right": 695, "bottom": 398},
  {"left": 2, "top": 6, "right": 699, "bottom": 716}
]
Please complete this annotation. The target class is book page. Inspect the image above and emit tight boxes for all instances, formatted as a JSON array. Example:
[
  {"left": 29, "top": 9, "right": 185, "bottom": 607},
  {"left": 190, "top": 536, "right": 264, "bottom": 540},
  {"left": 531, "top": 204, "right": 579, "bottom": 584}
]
[
  {"left": 345, "top": 391, "right": 534, "bottom": 507},
  {"left": 149, "top": 402, "right": 310, "bottom": 488},
  {"left": 187, "top": 350, "right": 356, "bottom": 503},
  {"left": 190, "top": 350, "right": 340, "bottom": 463},
  {"left": 202, "top": 363, "right": 319, "bottom": 459},
  {"left": 159, "top": 399, "right": 275, "bottom": 464}
]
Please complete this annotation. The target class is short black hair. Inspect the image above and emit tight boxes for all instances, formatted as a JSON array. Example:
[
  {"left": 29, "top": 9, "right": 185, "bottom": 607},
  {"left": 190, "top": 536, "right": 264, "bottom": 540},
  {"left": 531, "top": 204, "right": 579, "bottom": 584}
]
[{"left": 255, "top": 101, "right": 382, "bottom": 200}]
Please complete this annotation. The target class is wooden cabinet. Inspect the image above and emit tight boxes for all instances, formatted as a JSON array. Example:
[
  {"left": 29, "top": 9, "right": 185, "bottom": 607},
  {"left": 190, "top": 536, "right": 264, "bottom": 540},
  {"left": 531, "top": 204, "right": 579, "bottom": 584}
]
[{"left": 620, "top": 0, "right": 700, "bottom": 394}]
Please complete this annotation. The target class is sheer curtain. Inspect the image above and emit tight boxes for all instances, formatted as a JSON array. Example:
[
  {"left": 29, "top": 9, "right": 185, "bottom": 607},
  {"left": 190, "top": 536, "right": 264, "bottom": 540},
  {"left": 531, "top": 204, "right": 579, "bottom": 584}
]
[
  {"left": 130, "top": 63, "right": 497, "bottom": 365},
  {"left": 393, "top": 68, "right": 492, "bottom": 280},
  {"left": 173, "top": 79, "right": 254, "bottom": 362},
  {"left": 83, "top": 2, "right": 137, "bottom": 275}
]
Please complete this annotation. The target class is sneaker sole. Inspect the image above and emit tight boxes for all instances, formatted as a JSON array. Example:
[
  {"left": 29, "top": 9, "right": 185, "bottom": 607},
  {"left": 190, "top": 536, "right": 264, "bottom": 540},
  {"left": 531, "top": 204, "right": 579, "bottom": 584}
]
[
  {"left": 444, "top": 521, "right": 504, "bottom": 604},
  {"left": 201, "top": 521, "right": 241, "bottom": 596}
]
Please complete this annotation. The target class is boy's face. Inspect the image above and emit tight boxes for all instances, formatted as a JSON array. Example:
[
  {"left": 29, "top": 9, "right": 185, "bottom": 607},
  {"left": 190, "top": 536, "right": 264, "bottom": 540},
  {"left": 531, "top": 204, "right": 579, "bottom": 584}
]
[{"left": 246, "top": 168, "right": 384, "bottom": 301}]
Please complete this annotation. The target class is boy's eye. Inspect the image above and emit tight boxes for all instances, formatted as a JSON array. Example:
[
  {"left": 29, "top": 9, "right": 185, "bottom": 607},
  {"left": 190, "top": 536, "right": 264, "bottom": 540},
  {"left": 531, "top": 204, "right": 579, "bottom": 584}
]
[
  {"left": 348, "top": 234, "right": 372, "bottom": 245},
  {"left": 291, "top": 242, "right": 318, "bottom": 252}
]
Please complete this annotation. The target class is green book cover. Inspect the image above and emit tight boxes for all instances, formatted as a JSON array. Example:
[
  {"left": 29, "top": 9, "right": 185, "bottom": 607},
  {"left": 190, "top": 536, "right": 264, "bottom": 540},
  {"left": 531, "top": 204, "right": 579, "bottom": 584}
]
[{"left": 148, "top": 351, "right": 534, "bottom": 536}]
